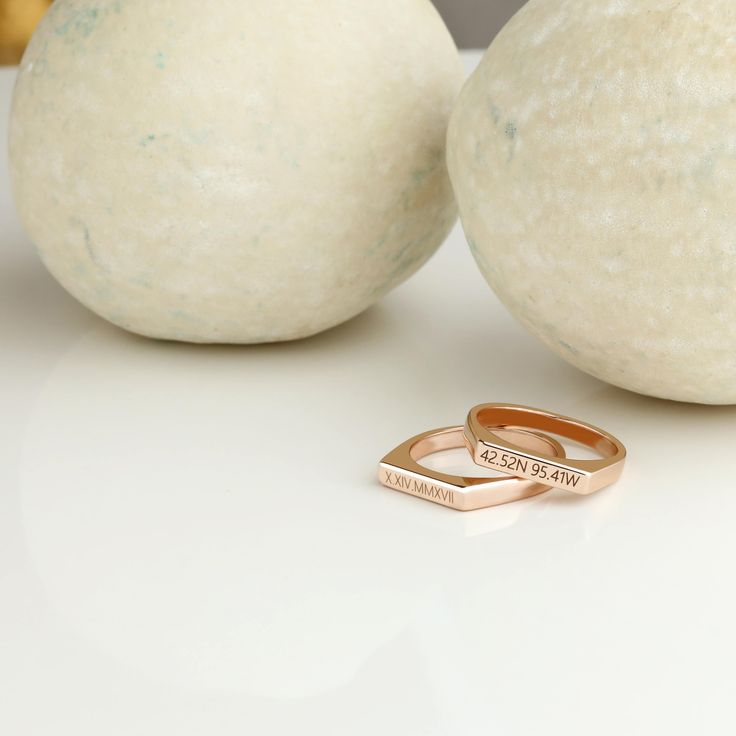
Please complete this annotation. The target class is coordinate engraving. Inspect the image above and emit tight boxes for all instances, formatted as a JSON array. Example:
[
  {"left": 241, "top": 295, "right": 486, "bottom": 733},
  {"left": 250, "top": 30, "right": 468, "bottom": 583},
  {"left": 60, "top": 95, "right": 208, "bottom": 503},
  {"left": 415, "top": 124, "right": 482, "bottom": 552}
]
[
  {"left": 382, "top": 470, "right": 456, "bottom": 506},
  {"left": 477, "top": 448, "right": 584, "bottom": 492}
]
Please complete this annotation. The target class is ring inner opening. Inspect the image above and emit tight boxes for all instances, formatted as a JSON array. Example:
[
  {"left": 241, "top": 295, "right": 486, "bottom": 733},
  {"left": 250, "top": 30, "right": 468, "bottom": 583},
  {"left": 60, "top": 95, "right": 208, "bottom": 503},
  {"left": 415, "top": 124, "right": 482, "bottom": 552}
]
[{"left": 477, "top": 407, "right": 619, "bottom": 458}]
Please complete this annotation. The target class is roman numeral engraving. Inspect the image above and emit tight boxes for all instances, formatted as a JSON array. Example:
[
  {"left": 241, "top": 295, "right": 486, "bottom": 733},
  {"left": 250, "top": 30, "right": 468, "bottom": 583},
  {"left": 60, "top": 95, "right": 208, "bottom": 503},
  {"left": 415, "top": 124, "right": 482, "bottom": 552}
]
[{"left": 382, "top": 470, "right": 456, "bottom": 506}]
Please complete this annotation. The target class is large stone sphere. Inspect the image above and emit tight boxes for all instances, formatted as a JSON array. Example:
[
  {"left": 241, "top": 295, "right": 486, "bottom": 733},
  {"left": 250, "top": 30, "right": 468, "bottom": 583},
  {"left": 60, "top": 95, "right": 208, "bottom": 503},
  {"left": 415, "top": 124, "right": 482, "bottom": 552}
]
[
  {"left": 10, "top": 0, "right": 461, "bottom": 343},
  {"left": 448, "top": 0, "right": 736, "bottom": 404}
]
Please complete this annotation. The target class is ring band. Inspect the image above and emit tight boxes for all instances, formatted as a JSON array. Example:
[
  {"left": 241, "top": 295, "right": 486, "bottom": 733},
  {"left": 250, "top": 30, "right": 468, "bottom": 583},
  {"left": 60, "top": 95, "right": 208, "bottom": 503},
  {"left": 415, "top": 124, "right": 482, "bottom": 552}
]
[
  {"left": 464, "top": 404, "right": 627, "bottom": 495},
  {"left": 379, "top": 425, "right": 566, "bottom": 511}
]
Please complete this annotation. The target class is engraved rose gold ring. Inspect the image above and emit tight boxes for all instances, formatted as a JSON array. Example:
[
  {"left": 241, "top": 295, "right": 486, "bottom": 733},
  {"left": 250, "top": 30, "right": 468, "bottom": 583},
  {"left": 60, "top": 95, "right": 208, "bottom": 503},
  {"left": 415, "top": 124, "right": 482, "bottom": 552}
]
[
  {"left": 464, "top": 404, "right": 627, "bottom": 496},
  {"left": 378, "top": 403, "right": 626, "bottom": 510},
  {"left": 379, "top": 426, "right": 566, "bottom": 511}
]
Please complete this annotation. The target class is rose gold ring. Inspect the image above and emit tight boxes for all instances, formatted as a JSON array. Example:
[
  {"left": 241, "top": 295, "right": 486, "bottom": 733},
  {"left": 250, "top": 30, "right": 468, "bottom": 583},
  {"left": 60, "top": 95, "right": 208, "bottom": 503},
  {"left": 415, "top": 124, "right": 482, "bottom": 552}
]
[
  {"left": 464, "top": 404, "right": 627, "bottom": 495},
  {"left": 379, "top": 426, "right": 566, "bottom": 511}
]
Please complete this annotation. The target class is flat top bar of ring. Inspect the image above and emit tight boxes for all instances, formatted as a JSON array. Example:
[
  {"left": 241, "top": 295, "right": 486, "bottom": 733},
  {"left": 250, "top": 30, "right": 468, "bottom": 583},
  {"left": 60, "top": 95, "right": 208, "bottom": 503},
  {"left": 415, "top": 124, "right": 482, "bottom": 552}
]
[
  {"left": 464, "top": 432, "right": 590, "bottom": 493},
  {"left": 379, "top": 426, "right": 566, "bottom": 511},
  {"left": 379, "top": 463, "right": 465, "bottom": 510}
]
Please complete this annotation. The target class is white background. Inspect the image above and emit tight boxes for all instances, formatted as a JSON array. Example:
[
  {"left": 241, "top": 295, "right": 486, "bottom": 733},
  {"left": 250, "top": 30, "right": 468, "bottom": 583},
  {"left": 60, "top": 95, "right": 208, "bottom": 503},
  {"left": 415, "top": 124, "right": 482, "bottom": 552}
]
[{"left": 2, "top": 54, "right": 735, "bottom": 735}]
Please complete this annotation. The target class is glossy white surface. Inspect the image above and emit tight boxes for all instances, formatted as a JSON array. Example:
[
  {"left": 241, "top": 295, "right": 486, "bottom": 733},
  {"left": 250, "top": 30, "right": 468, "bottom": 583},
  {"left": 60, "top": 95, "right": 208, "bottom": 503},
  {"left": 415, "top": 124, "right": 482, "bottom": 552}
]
[{"left": 2, "top": 54, "right": 735, "bottom": 735}]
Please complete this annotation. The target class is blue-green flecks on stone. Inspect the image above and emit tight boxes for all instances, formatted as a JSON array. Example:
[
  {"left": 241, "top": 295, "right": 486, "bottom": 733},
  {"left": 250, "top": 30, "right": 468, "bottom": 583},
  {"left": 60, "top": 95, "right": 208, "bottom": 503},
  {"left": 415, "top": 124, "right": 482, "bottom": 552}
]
[
  {"left": 171, "top": 310, "right": 195, "bottom": 323},
  {"left": 505, "top": 121, "right": 518, "bottom": 162},
  {"left": 55, "top": 7, "right": 100, "bottom": 38},
  {"left": 50, "top": 2, "right": 126, "bottom": 44},
  {"left": 412, "top": 167, "right": 431, "bottom": 186},
  {"left": 489, "top": 102, "right": 501, "bottom": 126}
]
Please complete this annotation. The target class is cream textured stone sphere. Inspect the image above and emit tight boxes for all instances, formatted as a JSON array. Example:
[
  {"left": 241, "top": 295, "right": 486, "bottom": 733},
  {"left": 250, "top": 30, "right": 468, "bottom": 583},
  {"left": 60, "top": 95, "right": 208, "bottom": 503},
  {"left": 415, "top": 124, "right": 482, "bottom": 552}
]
[
  {"left": 11, "top": 0, "right": 461, "bottom": 343},
  {"left": 448, "top": 0, "right": 736, "bottom": 404}
]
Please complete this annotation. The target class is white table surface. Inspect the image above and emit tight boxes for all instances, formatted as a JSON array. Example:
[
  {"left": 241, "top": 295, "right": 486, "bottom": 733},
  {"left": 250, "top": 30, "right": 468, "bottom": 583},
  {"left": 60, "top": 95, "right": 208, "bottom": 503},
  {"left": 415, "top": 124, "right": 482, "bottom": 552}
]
[{"left": 2, "top": 52, "right": 736, "bottom": 736}]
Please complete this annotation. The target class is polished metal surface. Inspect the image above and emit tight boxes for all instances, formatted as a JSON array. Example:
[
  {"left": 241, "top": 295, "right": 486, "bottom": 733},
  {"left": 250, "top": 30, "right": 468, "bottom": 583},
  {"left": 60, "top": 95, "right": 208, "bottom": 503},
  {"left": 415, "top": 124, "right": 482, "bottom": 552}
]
[{"left": 379, "top": 426, "right": 565, "bottom": 511}]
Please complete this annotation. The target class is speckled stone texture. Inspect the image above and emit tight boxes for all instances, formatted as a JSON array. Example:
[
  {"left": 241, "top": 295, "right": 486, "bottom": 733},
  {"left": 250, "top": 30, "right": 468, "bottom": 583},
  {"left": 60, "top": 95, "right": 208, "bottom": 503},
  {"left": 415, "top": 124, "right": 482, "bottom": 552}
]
[
  {"left": 10, "top": 0, "right": 462, "bottom": 343},
  {"left": 448, "top": 0, "right": 736, "bottom": 404}
]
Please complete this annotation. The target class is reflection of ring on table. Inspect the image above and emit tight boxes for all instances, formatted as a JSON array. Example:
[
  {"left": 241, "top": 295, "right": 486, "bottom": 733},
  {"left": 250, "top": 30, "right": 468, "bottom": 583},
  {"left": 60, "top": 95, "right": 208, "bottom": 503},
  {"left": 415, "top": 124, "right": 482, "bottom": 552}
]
[
  {"left": 379, "top": 426, "right": 566, "bottom": 512},
  {"left": 464, "top": 404, "right": 627, "bottom": 495}
]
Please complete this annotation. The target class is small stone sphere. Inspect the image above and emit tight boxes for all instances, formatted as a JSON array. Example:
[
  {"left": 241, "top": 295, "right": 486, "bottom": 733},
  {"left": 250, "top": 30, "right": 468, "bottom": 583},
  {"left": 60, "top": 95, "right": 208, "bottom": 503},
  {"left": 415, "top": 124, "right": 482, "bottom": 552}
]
[
  {"left": 10, "top": 0, "right": 462, "bottom": 343},
  {"left": 448, "top": 0, "right": 736, "bottom": 404}
]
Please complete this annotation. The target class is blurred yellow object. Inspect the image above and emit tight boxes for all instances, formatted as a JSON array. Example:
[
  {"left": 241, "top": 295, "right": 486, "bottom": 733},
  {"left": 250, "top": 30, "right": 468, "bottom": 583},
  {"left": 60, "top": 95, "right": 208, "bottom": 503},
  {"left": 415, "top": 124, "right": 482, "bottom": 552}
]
[{"left": 0, "top": 0, "right": 52, "bottom": 65}]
